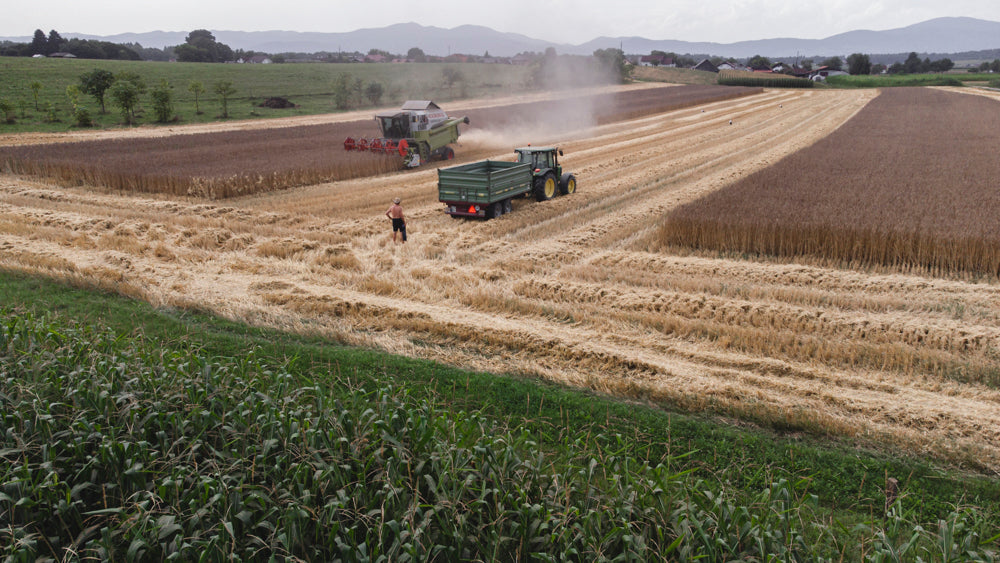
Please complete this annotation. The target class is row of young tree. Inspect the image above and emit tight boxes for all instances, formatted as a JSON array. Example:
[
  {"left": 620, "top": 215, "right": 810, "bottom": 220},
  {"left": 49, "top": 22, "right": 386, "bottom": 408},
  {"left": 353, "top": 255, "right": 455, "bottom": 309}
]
[
  {"left": 3, "top": 66, "right": 385, "bottom": 127},
  {"left": 973, "top": 59, "right": 1000, "bottom": 73},
  {"left": 59, "top": 69, "right": 236, "bottom": 126},
  {"left": 743, "top": 52, "right": 956, "bottom": 76},
  {"left": 884, "top": 52, "right": 955, "bottom": 74},
  {"left": 0, "top": 29, "right": 141, "bottom": 60}
]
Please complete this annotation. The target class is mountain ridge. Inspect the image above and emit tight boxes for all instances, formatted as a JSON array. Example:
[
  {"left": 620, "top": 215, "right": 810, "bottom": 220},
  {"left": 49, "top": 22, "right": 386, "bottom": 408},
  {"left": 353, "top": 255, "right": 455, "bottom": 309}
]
[{"left": 3, "top": 17, "right": 999, "bottom": 59}]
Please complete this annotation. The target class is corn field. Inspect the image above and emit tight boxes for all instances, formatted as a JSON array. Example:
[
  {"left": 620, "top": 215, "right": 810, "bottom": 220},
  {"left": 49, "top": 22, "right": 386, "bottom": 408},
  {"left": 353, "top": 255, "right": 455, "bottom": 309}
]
[
  {"left": 3, "top": 308, "right": 998, "bottom": 561},
  {"left": 657, "top": 87, "right": 1000, "bottom": 278},
  {"left": 717, "top": 70, "right": 814, "bottom": 88}
]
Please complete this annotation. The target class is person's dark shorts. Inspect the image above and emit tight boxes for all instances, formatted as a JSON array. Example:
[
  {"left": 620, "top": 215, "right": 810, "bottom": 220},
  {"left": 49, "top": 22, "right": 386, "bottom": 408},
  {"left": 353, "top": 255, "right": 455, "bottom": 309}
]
[{"left": 392, "top": 218, "right": 405, "bottom": 232}]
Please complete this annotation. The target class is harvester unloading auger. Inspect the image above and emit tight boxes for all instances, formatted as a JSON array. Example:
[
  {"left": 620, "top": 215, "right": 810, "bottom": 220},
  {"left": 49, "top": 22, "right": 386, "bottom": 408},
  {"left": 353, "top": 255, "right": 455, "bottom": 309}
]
[{"left": 344, "top": 101, "right": 470, "bottom": 168}]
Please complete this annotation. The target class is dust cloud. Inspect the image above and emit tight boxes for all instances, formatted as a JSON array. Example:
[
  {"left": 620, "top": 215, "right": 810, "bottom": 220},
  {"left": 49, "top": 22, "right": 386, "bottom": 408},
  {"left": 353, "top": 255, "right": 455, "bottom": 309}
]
[{"left": 458, "top": 55, "right": 618, "bottom": 150}]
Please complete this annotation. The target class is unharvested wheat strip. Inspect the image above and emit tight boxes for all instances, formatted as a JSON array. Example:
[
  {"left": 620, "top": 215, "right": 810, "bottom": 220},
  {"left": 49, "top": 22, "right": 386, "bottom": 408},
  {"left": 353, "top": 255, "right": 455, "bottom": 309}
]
[{"left": 658, "top": 88, "right": 1000, "bottom": 278}]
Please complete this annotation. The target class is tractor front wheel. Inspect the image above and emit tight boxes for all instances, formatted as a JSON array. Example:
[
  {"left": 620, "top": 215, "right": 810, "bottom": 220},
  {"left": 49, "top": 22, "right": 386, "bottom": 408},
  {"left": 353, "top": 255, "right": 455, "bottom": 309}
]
[{"left": 559, "top": 173, "right": 577, "bottom": 195}]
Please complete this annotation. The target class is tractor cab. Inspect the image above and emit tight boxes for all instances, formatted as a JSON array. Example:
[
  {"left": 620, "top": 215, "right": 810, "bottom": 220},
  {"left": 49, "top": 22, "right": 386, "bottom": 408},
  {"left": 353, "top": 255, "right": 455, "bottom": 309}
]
[{"left": 514, "top": 147, "right": 563, "bottom": 178}]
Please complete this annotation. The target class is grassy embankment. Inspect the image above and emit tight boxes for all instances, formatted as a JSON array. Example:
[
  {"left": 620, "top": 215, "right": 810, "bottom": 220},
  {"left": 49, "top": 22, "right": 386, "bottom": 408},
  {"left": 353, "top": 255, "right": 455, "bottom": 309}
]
[
  {"left": 2, "top": 270, "right": 998, "bottom": 560},
  {"left": 0, "top": 57, "right": 533, "bottom": 132},
  {"left": 629, "top": 65, "right": 720, "bottom": 86}
]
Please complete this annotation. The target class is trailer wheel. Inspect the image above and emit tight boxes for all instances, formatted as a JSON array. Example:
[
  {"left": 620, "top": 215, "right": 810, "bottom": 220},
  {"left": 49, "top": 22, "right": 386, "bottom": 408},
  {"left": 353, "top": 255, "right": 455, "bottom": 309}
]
[
  {"left": 559, "top": 173, "right": 577, "bottom": 195},
  {"left": 534, "top": 173, "right": 557, "bottom": 201},
  {"left": 503, "top": 199, "right": 512, "bottom": 214}
]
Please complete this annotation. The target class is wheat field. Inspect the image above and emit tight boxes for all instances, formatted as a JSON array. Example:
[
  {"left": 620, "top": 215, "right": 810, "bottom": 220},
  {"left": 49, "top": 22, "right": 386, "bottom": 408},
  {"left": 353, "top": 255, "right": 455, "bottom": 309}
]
[
  {"left": 2, "top": 84, "right": 999, "bottom": 474},
  {"left": 0, "top": 85, "right": 757, "bottom": 198},
  {"left": 657, "top": 88, "right": 1000, "bottom": 278}
]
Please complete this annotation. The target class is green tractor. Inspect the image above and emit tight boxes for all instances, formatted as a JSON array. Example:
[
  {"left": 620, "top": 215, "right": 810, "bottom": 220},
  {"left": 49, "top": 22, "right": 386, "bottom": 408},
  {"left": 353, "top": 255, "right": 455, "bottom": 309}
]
[
  {"left": 344, "top": 100, "right": 469, "bottom": 168},
  {"left": 515, "top": 146, "right": 577, "bottom": 201}
]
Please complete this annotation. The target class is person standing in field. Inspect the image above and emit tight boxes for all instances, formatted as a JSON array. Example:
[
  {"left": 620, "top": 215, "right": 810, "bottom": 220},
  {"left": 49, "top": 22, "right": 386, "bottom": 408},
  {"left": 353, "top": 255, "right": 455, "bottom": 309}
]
[{"left": 385, "top": 197, "right": 406, "bottom": 243}]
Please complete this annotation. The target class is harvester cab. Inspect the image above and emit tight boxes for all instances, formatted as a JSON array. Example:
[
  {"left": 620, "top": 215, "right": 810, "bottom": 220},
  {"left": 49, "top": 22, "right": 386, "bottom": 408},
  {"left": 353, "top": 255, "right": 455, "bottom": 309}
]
[{"left": 344, "top": 101, "right": 469, "bottom": 168}]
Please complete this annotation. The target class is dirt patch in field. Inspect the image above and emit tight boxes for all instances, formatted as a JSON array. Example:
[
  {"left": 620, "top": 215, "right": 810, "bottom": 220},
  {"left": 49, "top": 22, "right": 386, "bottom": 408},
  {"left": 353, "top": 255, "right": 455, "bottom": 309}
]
[
  {"left": 4, "top": 86, "right": 1000, "bottom": 473},
  {"left": 259, "top": 97, "right": 297, "bottom": 109}
]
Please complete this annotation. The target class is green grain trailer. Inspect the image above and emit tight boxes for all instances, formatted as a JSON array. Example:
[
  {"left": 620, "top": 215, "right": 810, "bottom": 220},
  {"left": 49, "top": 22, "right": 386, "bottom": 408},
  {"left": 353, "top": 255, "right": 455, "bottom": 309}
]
[{"left": 438, "top": 146, "right": 577, "bottom": 219}]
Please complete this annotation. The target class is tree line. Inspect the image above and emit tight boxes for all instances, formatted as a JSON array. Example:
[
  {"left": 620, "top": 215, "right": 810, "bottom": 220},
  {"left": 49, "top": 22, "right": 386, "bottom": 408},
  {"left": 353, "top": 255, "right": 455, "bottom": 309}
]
[
  {"left": 0, "top": 29, "right": 240, "bottom": 63},
  {"left": 0, "top": 29, "right": 141, "bottom": 60},
  {"left": 68, "top": 68, "right": 242, "bottom": 126}
]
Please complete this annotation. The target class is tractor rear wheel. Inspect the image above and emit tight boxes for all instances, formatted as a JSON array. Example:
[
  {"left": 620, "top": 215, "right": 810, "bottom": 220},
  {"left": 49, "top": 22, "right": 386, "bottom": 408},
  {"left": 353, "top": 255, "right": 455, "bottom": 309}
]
[
  {"left": 533, "top": 173, "right": 557, "bottom": 201},
  {"left": 559, "top": 173, "right": 577, "bottom": 195}
]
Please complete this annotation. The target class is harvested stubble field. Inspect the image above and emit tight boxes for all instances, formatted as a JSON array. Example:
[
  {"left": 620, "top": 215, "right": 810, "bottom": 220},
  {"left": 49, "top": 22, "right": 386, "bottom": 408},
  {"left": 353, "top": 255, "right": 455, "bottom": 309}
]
[
  {"left": 2, "top": 84, "right": 1000, "bottom": 475},
  {"left": 0, "top": 84, "right": 759, "bottom": 198},
  {"left": 657, "top": 87, "right": 1000, "bottom": 278}
]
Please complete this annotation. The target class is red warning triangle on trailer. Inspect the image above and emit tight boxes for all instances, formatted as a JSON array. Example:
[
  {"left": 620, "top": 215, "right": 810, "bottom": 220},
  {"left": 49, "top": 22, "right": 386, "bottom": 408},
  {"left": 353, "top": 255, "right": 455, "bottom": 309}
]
[{"left": 468, "top": 205, "right": 476, "bottom": 214}]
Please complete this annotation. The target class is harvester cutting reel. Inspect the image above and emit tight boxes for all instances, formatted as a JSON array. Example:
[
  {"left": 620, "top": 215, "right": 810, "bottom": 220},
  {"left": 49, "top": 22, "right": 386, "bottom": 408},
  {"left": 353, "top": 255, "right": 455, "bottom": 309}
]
[
  {"left": 343, "top": 137, "right": 411, "bottom": 158},
  {"left": 343, "top": 137, "right": 457, "bottom": 168}
]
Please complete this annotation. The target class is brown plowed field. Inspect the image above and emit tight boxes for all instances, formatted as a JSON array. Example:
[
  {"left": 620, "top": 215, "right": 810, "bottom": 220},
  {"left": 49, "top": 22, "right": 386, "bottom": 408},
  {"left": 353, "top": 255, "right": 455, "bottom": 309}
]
[{"left": 3, "top": 85, "right": 1000, "bottom": 474}]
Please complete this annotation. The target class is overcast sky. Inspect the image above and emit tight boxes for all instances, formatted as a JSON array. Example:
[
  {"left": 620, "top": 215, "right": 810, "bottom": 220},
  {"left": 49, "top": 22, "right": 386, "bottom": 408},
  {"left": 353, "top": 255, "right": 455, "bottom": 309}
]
[{"left": 5, "top": 0, "right": 1000, "bottom": 44}]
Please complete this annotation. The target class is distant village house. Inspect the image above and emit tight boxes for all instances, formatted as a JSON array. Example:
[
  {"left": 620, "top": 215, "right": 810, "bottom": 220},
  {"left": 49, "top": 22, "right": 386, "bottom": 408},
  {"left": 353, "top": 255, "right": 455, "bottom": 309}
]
[{"left": 693, "top": 59, "right": 718, "bottom": 73}]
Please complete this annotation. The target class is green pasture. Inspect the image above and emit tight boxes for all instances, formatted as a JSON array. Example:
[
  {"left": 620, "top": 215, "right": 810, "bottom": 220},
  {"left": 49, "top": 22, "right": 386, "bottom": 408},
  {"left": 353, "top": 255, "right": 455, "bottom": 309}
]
[
  {"left": 825, "top": 73, "right": 994, "bottom": 88},
  {"left": 0, "top": 57, "right": 533, "bottom": 132},
  {"left": 2, "top": 270, "right": 999, "bottom": 560}
]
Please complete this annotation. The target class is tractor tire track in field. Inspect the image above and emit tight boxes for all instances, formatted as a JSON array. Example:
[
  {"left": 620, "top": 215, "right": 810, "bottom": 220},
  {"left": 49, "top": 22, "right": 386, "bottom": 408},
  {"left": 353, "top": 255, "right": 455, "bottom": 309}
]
[{"left": 3, "top": 86, "right": 1000, "bottom": 473}]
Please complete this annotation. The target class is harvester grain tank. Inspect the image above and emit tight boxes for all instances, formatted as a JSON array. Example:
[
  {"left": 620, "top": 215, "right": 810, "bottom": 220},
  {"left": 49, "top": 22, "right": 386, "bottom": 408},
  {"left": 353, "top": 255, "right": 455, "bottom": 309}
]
[
  {"left": 438, "top": 146, "right": 577, "bottom": 219},
  {"left": 343, "top": 101, "right": 470, "bottom": 168}
]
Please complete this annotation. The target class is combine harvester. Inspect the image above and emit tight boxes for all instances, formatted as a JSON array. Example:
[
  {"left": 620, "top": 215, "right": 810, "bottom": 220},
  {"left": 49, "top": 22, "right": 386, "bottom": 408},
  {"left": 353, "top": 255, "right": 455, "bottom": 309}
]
[{"left": 344, "top": 101, "right": 470, "bottom": 168}]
